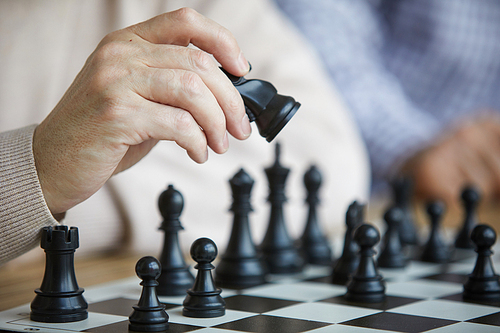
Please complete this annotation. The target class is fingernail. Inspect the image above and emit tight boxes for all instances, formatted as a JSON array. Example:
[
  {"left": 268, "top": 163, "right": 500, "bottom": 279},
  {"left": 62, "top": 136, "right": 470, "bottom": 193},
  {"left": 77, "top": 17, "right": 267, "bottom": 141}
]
[
  {"left": 238, "top": 52, "right": 250, "bottom": 74},
  {"left": 223, "top": 131, "right": 229, "bottom": 151},
  {"left": 241, "top": 114, "right": 252, "bottom": 137}
]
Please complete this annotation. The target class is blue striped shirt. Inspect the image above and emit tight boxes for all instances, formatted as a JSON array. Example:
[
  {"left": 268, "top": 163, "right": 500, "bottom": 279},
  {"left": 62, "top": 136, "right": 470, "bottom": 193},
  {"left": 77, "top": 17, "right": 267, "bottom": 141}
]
[{"left": 275, "top": 0, "right": 500, "bottom": 186}]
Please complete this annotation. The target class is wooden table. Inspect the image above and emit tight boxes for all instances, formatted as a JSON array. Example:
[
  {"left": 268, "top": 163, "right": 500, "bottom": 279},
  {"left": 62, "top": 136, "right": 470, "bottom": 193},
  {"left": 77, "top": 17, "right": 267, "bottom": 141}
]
[{"left": 0, "top": 252, "right": 144, "bottom": 311}]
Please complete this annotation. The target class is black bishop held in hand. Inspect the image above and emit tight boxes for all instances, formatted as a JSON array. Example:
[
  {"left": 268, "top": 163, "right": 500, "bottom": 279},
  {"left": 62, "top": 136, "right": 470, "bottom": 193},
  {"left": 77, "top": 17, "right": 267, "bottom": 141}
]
[
  {"left": 157, "top": 185, "right": 194, "bottom": 296},
  {"left": 215, "top": 168, "right": 267, "bottom": 289}
]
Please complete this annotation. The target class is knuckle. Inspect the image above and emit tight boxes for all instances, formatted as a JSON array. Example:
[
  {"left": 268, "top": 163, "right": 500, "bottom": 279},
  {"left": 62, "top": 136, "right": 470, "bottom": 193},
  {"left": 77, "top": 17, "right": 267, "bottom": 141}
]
[
  {"left": 174, "top": 110, "right": 196, "bottom": 133},
  {"left": 93, "top": 40, "right": 129, "bottom": 63},
  {"left": 171, "top": 7, "right": 200, "bottom": 25},
  {"left": 180, "top": 71, "right": 204, "bottom": 98},
  {"left": 214, "top": 25, "right": 239, "bottom": 54},
  {"left": 189, "top": 49, "right": 214, "bottom": 73}
]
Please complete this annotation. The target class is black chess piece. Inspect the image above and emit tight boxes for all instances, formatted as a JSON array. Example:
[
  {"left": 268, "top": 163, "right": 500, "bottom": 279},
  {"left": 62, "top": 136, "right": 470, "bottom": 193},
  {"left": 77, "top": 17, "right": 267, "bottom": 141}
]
[
  {"left": 344, "top": 223, "right": 386, "bottom": 303},
  {"left": 156, "top": 185, "right": 194, "bottom": 296},
  {"left": 129, "top": 256, "right": 170, "bottom": 332},
  {"left": 392, "top": 177, "right": 418, "bottom": 245},
  {"left": 455, "top": 186, "right": 481, "bottom": 249},
  {"left": 331, "top": 201, "right": 364, "bottom": 285},
  {"left": 183, "top": 238, "right": 225, "bottom": 318},
  {"left": 421, "top": 201, "right": 450, "bottom": 263},
  {"left": 260, "top": 143, "right": 304, "bottom": 274},
  {"left": 378, "top": 207, "right": 407, "bottom": 268},
  {"left": 215, "top": 169, "right": 267, "bottom": 289},
  {"left": 463, "top": 224, "right": 500, "bottom": 301},
  {"left": 222, "top": 66, "right": 300, "bottom": 142},
  {"left": 30, "top": 226, "right": 88, "bottom": 323},
  {"left": 298, "top": 165, "right": 333, "bottom": 266}
]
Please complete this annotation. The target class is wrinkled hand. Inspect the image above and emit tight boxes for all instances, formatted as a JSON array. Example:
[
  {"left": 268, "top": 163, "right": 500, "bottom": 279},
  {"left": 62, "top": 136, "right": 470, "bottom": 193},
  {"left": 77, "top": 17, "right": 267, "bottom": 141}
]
[
  {"left": 33, "top": 8, "right": 251, "bottom": 215},
  {"left": 403, "top": 116, "right": 500, "bottom": 207}
]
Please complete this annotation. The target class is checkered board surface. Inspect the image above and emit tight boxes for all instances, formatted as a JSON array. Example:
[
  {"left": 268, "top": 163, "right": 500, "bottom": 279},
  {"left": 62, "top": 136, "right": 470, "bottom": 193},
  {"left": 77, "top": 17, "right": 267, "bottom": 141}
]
[{"left": 2, "top": 250, "right": 500, "bottom": 333}]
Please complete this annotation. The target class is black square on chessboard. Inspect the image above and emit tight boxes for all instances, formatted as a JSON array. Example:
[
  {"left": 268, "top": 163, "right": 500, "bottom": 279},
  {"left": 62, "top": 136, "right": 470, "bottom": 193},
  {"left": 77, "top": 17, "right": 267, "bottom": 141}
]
[
  {"left": 82, "top": 320, "right": 202, "bottom": 333},
  {"left": 214, "top": 314, "right": 330, "bottom": 333},
  {"left": 320, "top": 294, "right": 422, "bottom": 310},
  {"left": 467, "top": 311, "right": 500, "bottom": 327},
  {"left": 87, "top": 297, "right": 179, "bottom": 316},
  {"left": 224, "top": 295, "right": 300, "bottom": 313},
  {"left": 441, "top": 293, "right": 500, "bottom": 308},
  {"left": 423, "top": 272, "right": 468, "bottom": 284},
  {"left": 340, "top": 312, "right": 457, "bottom": 333}
]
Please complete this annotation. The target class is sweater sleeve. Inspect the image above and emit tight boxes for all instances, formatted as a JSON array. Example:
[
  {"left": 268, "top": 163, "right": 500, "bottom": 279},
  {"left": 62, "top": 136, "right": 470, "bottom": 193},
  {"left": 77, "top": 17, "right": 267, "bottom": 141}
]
[{"left": 0, "top": 125, "right": 59, "bottom": 265}]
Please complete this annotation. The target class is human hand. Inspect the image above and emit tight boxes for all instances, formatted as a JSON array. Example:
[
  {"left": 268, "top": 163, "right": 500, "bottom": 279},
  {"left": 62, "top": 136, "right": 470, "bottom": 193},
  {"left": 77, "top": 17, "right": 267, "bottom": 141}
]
[
  {"left": 402, "top": 116, "right": 500, "bottom": 208},
  {"left": 33, "top": 8, "right": 251, "bottom": 215}
]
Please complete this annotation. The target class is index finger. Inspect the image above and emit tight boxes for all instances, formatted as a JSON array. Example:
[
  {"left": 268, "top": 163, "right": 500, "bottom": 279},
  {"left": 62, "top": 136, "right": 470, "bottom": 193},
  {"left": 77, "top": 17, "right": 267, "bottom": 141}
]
[{"left": 129, "top": 8, "right": 250, "bottom": 77}]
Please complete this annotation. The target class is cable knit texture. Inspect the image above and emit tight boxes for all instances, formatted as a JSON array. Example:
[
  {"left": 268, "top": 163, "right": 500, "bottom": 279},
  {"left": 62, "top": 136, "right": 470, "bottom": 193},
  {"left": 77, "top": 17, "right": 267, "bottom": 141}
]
[{"left": 0, "top": 125, "right": 58, "bottom": 265}]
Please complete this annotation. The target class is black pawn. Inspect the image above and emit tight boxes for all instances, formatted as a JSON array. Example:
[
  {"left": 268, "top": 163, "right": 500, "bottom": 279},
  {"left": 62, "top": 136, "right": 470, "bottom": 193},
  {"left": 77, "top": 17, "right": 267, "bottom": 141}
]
[
  {"left": 129, "top": 256, "right": 169, "bottom": 332},
  {"left": 30, "top": 226, "right": 88, "bottom": 323},
  {"left": 331, "top": 201, "right": 364, "bottom": 285},
  {"left": 260, "top": 143, "right": 304, "bottom": 273},
  {"left": 378, "top": 207, "right": 407, "bottom": 268},
  {"left": 392, "top": 177, "right": 418, "bottom": 245},
  {"left": 345, "top": 224, "right": 385, "bottom": 303},
  {"left": 463, "top": 224, "right": 500, "bottom": 301},
  {"left": 299, "top": 165, "right": 333, "bottom": 265},
  {"left": 421, "top": 201, "right": 450, "bottom": 263},
  {"left": 183, "top": 238, "right": 225, "bottom": 318},
  {"left": 215, "top": 169, "right": 267, "bottom": 288},
  {"left": 157, "top": 185, "right": 194, "bottom": 296},
  {"left": 455, "top": 186, "right": 481, "bottom": 249}
]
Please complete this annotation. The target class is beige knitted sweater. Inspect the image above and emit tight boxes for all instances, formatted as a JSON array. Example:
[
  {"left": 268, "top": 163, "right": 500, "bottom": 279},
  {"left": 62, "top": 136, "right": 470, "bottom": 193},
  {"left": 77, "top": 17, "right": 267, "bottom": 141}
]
[
  {"left": 0, "top": 0, "right": 370, "bottom": 266},
  {"left": 0, "top": 126, "right": 58, "bottom": 264}
]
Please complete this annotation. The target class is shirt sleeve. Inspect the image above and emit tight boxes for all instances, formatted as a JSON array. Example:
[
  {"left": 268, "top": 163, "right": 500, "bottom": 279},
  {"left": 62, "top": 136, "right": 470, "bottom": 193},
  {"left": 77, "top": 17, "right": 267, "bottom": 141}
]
[
  {"left": 274, "top": 0, "right": 442, "bottom": 182},
  {"left": 0, "top": 125, "right": 59, "bottom": 265}
]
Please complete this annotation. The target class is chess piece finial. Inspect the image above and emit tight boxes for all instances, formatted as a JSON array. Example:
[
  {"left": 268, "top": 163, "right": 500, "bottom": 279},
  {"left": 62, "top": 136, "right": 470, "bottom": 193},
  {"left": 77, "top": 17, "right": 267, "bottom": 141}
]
[
  {"left": 455, "top": 185, "right": 481, "bottom": 249},
  {"left": 215, "top": 169, "right": 266, "bottom": 288},
  {"left": 345, "top": 223, "right": 386, "bottom": 303},
  {"left": 157, "top": 184, "right": 194, "bottom": 296},
  {"left": 378, "top": 207, "right": 407, "bottom": 268},
  {"left": 30, "top": 226, "right": 88, "bottom": 323},
  {"left": 463, "top": 224, "right": 500, "bottom": 301},
  {"left": 183, "top": 238, "right": 225, "bottom": 318},
  {"left": 129, "top": 256, "right": 169, "bottom": 332}
]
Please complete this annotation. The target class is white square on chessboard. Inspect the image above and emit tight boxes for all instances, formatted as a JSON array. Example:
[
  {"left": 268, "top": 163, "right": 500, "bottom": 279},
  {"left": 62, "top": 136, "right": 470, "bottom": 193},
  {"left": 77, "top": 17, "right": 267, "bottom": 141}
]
[
  {"left": 266, "top": 265, "right": 332, "bottom": 284},
  {"left": 424, "top": 321, "right": 500, "bottom": 333},
  {"left": 241, "top": 281, "right": 345, "bottom": 302},
  {"left": 385, "top": 279, "right": 463, "bottom": 298},
  {"left": 192, "top": 329, "right": 249, "bottom": 333},
  {"left": 379, "top": 261, "right": 443, "bottom": 282},
  {"left": 13, "top": 312, "right": 127, "bottom": 332},
  {"left": 307, "top": 324, "right": 399, "bottom": 332},
  {"left": 265, "top": 302, "right": 381, "bottom": 324},
  {"left": 166, "top": 306, "right": 254, "bottom": 327},
  {"left": 388, "top": 299, "right": 500, "bottom": 321},
  {"left": 84, "top": 276, "right": 140, "bottom": 302}
]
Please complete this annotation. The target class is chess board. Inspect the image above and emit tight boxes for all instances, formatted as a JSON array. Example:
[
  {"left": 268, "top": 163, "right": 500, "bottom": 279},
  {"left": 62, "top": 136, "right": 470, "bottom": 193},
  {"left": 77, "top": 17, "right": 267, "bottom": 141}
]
[{"left": 1, "top": 248, "right": 500, "bottom": 333}]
